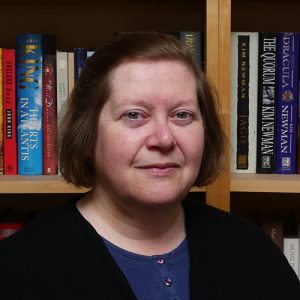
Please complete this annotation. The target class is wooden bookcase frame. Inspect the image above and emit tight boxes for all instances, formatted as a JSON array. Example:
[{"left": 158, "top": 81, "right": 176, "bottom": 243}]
[{"left": 0, "top": 0, "right": 299, "bottom": 214}]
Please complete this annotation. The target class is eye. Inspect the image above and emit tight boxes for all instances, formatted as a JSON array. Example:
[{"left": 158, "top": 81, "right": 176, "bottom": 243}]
[
  {"left": 127, "top": 111, "right": 141, "bottom": 120},
  {"left": 171, "top": 110, "right": 195, "bottom": 125},
  {"left": 122, "top": 110, "right": 148, "bottom": 127},
  {"left": 176, "top": 111, "right": 190, "bottom": 119}
]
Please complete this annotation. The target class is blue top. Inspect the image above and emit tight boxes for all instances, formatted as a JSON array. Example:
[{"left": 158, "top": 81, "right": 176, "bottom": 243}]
[{"left": 103, "top": 237, "right": 190, "bottom": 300}]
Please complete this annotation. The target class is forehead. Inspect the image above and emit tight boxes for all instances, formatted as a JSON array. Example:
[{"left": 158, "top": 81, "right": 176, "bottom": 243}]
[
  {"left": 108, "top": 60, "right": 197, "bottom": 99},
  {"left": 110, "top": 59, "right": 195, "bottom": 80}
]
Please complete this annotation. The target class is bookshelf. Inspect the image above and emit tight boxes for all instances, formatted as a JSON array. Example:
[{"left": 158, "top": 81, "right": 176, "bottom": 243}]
[
  {"left": 229, "top": 0, "right": 300, "bottom": 218},
  {"left": 0, "top": 0, "right": 299, "bottom": 215},
  {"left": 0, "top": 0, "right": 212, "bottom": 211}
]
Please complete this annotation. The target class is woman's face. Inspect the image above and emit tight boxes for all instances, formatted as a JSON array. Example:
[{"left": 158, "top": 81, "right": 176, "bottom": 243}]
[{"left": 94, "top": 60, "right": 204, "bottom": 208}]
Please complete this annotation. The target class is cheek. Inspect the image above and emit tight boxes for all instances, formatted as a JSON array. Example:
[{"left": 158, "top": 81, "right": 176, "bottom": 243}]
[
  {"left": 94, "top": 129, "right": 139, "bottom": 169},
  {"left": 184, "top": 127, "right": 205, "bottom": 167}
]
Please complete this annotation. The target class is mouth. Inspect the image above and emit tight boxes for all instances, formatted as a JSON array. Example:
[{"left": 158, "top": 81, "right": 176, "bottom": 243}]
[{"left": 137, "top": 163, "right": 179, "bottom": 176}]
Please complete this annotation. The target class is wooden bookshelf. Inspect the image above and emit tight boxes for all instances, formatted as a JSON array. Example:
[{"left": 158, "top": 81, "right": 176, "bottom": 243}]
[
  {"left": 205, "top": 0, "right": 231, "bottom": 211},
  {"left": 0, "top": 176, "right": 88, "bottom": 194},
  {"left": 0, "top": 174, "right": 298, "bottom": 194},
  {"left": 0, "top": 176, "right": 205, "bottom": 194},
  {"left": 231, "top": 174, "right": 300, "bottom": 193},
  {"left": 230, "top": 0, "right": 300, "bottom": 215},
  {"left": 0, "top": 0, "right": 299, "bottom": 216}
]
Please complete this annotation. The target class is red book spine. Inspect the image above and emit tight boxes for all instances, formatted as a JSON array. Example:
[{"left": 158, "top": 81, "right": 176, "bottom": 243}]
[
  {"left": 42, "top": 55, "right": 57, "bottom": 175},
  {"left": 3, "top": 49, "right": 17, "bottom": 175},
  {"left": 0, "top": 223, "right": 23, "bottom": 240}
]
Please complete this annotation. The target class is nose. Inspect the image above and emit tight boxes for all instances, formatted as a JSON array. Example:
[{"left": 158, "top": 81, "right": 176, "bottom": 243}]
[{"left": 146, "top": 118, "right": 176, "bottom": 151}]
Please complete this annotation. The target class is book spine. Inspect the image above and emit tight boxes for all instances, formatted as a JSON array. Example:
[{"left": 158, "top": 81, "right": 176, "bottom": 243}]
[
  {"left": 56, "top": 51, "right": 69, "bottom": 117},
  {"left": 0, "top": 223, "right": 23, "bottom": 240},
  {"left": 42, "top": 37, "right": 57, "bottom": 175},
  {"left": 237, "top": 34, "right": 250, "bottom": 170},
  {"left": 256, "top": 33, "right": 277, "bottom": 173},
  {"left": 179, "top": 31, "right": 205, "bottom": 70},
  {"left": 283, "top": 237, "right": 299, "bottom": 277},
  {"left": 0, "top": 48, "right": 3, "bottom": 175},
  {"left": 68, "top": 52, "right": 74, "bottom": 94},
  {"left": 275, "top": 32, "right": 299, "bottom": 174},
  {"left": 3, "top": 49, "right": 17, "bottom": 175},
  {"left": 74, "top": 47, "right": 87, "bottom": 82},
  {"left": 86, "top": 50, "right": 95, "bottom": 58},
  {"left": 230, "top": 32, "right": 258, "bottom": 173},
  {"left": 259, "top": 210, "right": 283, "bottom": 251},
  {"left": 297, "top": 82, "right": 300, "bottom": 174},
  {"left": 16, "top": 34, "right": 43, "bottom": 175}
]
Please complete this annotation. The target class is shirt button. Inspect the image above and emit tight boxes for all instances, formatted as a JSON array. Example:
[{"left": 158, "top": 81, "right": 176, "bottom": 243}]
[
  {"left": 156, "top": 258, "right": 165, "bottom": 265},
  {"left": 164, "top": 278, "right": 172, "bottom": 287}
]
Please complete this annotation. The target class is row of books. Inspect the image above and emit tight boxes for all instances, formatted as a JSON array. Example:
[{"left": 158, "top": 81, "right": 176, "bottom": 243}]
[
  {"left": 231, "top": 32, "right": 300, "bottom": 174},
  {"left": 0, "top": 34, "right": 93, "bottom": 175},
  {"left": 0, "top": 31, "right": 204, "bottom": 175},
  {"left": 254, "top": 209, "right": 300, "bottom": 280}
]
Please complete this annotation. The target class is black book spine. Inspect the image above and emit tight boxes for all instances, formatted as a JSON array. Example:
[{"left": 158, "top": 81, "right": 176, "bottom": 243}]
[
  {"left": 237, "top": 35, "right": 250, "bottom": 169},
  {"left": 256, "top": 32, "right": 277, "bottom": 173}
]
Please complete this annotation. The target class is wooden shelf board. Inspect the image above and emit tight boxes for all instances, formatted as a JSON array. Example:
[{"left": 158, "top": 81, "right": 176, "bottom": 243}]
[
  {"left": 190, "top": 186, "right": 205, "bottom": 192},
  {"left": 0, "top": 176, "right": 205, "bottom": 194},
  {"left": 231, "top": 174, "right": 300, "bottom": 193},
  {"left": 0, "top": 176, "right": 88, "bottom": 194}
]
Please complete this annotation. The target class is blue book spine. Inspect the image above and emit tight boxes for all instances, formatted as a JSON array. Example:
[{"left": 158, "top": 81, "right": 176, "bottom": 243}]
[
  {"left": 16, "top": 34, "right": 43, "bottom": 175},
  {"left": 74, "top": 47, "right": 87, "bottom": 82},
  {"left": 275, "top": 32, "right": 299, "bottom": 174}
]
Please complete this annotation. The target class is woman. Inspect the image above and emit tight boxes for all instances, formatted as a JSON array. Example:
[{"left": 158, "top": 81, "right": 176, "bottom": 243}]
[{"left": 0, "top": 32, "right": 299, "bottom": 299}]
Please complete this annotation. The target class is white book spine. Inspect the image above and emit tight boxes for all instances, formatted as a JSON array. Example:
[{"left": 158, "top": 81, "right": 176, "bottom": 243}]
[
  {"left": 56, "top": 51, "right": 69, "bottom": 117},
  {"left": 230, "top": 32, "right": 258, "bottom": 173},
  {"left": 283, "top": 237, "right": 299, "bottom": 277}
]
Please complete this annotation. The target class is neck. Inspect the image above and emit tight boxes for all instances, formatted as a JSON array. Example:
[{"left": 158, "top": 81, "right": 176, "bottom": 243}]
[{"left": 77, "top": 189, "right": 186, "bottom": 256}]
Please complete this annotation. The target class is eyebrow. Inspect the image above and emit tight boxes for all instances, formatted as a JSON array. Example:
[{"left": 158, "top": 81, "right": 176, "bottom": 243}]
[{"left": 119, "top": 97, "right": 198, "bottom": 108}]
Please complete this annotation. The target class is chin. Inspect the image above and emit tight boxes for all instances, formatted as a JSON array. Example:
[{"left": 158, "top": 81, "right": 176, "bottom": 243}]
[{"left": 131, "top": 188, "right": 187, "bottom": 209}]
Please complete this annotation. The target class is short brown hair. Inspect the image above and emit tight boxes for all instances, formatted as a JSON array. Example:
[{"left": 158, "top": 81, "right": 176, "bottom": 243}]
[{"left": 58, "top": 31, "right": 225, "bottom": 188}]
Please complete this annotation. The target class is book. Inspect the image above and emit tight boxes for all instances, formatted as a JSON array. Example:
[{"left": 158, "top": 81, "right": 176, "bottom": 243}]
[
  {"left": 56, "top": 51, "right": 69, "bottom": 117},
  {"left": 2, "top": 48, "right": 17, "bottom": 175},
  {"left": 259, "top": 210, "right": 283, "bottom": 251},
  {"left": 283, "top": 237, "right": 299, "bottom": 277},
  {"left": 87, "top": 50, "right": 95, "bottom": 58},
  {"left": 230, "top": 32, "right": 258, "bottom": 173},
  {"left": 16, "top": 33, "right": 43, "bottom": 175},
  {"left": 0, "top": 222, "right": 23, "bottom": 240},
  {"left": 0, "top": 48, "right": 3, "bottom": 175},
  {"left": 275, "top": 32, "right": 299, "bottom": 174},
  {"left": 256, "top": 33, "right": 277, "bottom": 173},
  {"left": 74, "top": 47, "right": 87, "bottom": 82},
  {"left": 297, "top": 81, "right": 300, "bottom": 174},
  {"left": 42, "top": 36, "right": 57, "bottom": 175},
  {"left": 179, "top": 31, "right": 205, "bottom": 70},
  {"left": 68, "top": 51, "right": 74, "bottom": 95}
]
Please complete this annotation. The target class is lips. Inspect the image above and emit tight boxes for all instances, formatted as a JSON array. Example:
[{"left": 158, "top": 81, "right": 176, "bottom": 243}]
[{"left": 137, "top": 163, "right": 179, "bottom": 176}]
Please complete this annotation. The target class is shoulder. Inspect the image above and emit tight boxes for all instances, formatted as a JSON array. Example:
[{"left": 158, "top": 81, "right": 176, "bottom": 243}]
[
  {"left": 0, "top": 202, "right": 83, "bottom": 273},
  {"left": 183, "top": 197, "right": 282, "bottom": 258},
  {"left": 183, "top": 197, "right": 258, "bottom": 232},
  {"left": 183, "top": 197, "right": 267, "bottom": 240},
  {"left": 0, "top": 201, "right": 118, "bottom": 299},
  {"left": 1, "top": 202, "right": 77, "bottom": 246},
  {"left": 183, "top": 198, "right": 300, "bottom": 299}
]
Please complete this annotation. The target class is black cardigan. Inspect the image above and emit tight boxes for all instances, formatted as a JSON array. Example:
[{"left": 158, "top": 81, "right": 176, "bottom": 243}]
[{"left": 0, "top": 198, "right": 299, "bottom": 300}]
